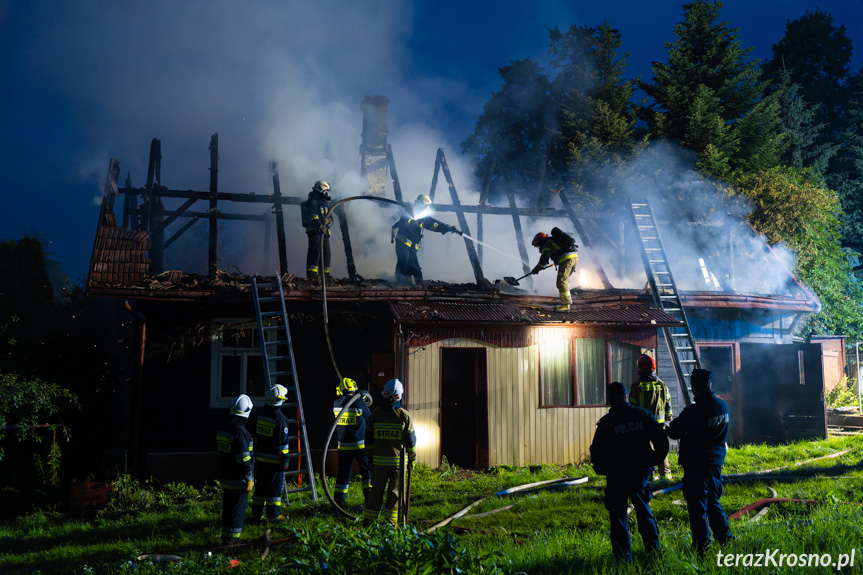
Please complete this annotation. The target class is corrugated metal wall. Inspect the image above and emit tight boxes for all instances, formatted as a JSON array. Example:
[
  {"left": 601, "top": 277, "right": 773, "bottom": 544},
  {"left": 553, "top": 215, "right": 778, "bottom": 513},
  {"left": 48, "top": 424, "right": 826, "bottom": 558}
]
[{"left": 402, "top": 325, "right": 655, "bottom": 468}]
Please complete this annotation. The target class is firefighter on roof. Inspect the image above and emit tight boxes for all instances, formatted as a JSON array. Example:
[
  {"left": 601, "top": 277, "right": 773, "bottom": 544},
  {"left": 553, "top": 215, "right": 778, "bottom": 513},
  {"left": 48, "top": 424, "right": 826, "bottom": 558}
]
[
  {"left": 531, "top": 227, "right": 579, "bottom": 312},
  {"left": 590, "top": 381, "right": 668, "bottom": 562},
  {"left": 251, "top": 384, "right": 291, "bottom": 523},
  {"left": 629, "top": 353, "right": 673, "bottom": 480},
  {"left": 216, "top": 394, "right": 254, "bottom": 545},
  {"left": 332, "top": 377, "right": 372, "bottom": 508},
  {"left": 302, "top": 180, "right": 333, "bottom": 283},
  {"left": 391, "top": 194, "right": 461, "bottom": 286},
  {"left": 363, "top": 379, "right": 416, "bottom": 526}
]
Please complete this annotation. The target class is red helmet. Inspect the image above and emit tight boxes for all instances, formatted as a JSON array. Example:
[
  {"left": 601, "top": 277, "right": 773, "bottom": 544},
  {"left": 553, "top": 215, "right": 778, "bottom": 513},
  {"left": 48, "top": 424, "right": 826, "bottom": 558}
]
[
  {"left": 637, "top": 354, "right": 656, "bottom": 373},
  {"left": 532, "top": 232, "right": 547, "bottom": 247}
]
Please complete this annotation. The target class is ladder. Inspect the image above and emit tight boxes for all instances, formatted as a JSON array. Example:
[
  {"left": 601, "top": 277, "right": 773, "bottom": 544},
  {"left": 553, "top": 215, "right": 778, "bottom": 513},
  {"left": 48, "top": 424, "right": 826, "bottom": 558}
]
[
  {"left": 630, "top": 198, "right": 699, "bottom": 406},
  {"left": 251, "top": 275, "right": 318, "bottom": 500}
]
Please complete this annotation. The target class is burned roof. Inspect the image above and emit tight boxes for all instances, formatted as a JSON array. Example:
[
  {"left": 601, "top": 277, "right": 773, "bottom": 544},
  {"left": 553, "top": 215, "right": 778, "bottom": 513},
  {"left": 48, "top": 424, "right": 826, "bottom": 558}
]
[{"left": 389, "top": 298, "right": 682, "bottom": 326}]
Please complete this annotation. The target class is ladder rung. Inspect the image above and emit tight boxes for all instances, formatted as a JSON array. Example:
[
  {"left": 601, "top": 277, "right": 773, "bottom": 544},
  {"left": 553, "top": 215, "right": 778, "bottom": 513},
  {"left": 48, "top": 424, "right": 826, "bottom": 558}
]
[
  {"left": 285, "top": 486, "right": 315, "bottom": 494},
  {"left": 267, "top": 355, "right": 292, "bottom": 361},
  {"left": 257, "top": 296, "right": 283, "bottom": 303},
  {"left": 284, "top": 469, "right": 311, "bottom": 477},
  {"left": 652, "top": 270, "right": 670, "bottom": 275},
  {"left": 669, "top": 333, "right": 690, "bottom": 338},
  {"left": 260, "top": 311, "right": 283, "bottom": 318},
  {"left": 674, "top": 347, "right": 694, "bottom": 353},
  {"left": 266, "top": 340, "right": 290, "bottom": 346},
  {"left": 270, "top": 370, "right": 293, "bottom": 377},
  {"left": 679, "top": 359, "right": 697, "bottom": 364},
  {"left": 262, "top": 325, "right": 282, "bottom": 331}
]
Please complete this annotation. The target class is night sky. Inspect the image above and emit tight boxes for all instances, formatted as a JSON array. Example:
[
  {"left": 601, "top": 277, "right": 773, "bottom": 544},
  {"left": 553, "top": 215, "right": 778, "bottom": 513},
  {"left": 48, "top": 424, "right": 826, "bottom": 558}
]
[{"left": 2, "top": 1, "right": 861, "bottom": 284}]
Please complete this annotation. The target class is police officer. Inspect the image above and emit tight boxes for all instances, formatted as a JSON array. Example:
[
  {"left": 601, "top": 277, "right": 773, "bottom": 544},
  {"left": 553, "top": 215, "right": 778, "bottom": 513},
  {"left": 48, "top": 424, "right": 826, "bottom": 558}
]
[
  {"left": 667, "top": 369, "right": 734, "bottom": 555},
  {"left": 251, "top": 385, "right": 291, "bottom": 523},
  {"left": 391, "top": 194, "right": 460, "bottom": 286},
  {"left": 332, "top": 377, "right": 372, "bottom": 508},
  {"left": 629, "top": 353, "right": 673, "bottom": 479},
  {"left": 303, "top": 180, "right": 333, "bottom": 283},
  {"left": 590, "top": 381, "right": 669, "bottom": 562},
  {"left": 363, "top": 379, "right": 417, "bottom": 526},
  {"left": 216, "top": 394, "right": 254, "bottom": 545}
]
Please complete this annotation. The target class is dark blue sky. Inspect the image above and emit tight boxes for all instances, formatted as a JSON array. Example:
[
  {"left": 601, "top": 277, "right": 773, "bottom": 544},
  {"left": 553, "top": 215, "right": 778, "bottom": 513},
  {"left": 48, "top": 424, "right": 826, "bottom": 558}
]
[{"left": 1, "top": 1, "right": 861, "bottom": 283}]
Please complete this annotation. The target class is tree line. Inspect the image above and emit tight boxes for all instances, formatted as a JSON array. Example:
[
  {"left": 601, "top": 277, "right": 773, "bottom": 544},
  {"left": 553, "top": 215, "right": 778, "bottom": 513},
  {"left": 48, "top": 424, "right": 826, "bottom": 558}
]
[{"left": 461, "top": 0, "right": 863, "bottom": 340}]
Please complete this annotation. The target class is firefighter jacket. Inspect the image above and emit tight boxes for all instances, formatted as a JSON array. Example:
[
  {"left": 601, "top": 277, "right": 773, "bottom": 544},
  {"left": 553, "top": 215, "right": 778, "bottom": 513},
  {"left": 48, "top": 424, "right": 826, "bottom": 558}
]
[
  {"left": 217, "top": 415, "right": 254, "bottom": 489},
  {"left": 333, "top": 392, "right": 371, "bottom": 450},
  {"left": 536, "top": 228, "right": 578, "bottom": 269},
  {"left": 302, "top": 191, "right": 332, "bottom": 236},
  {"left": 666, "top": 390, "right": 729, "bottom": 469},
  {"left": 365, "top": 403, "right": 417, "bottom": 467},
  {"left": 252, "top": 404, "right": 290, "bottom": 467},
  {"left": 629, "top": 374, "right": 673, "bottom": 424},
  {"left": 590, "top": 402, "right": 669, "bottom": 476},
  {"left": 391, "top": 214, "right": 455, "bottom": 252}
]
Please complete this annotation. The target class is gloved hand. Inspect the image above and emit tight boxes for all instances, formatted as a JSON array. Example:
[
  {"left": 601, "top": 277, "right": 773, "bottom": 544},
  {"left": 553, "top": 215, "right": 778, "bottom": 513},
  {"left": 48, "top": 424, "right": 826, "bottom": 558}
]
[
  {"left": 408, "top": 451, "right": 416, "bottom": 464},
  {"left": 245, "top": 479, "right": 255, "bottom": 492},
  {"left": 531, "top": 265, "right": 542, "bottom": 275},
  {"left": 323, "top": 216, "right": 332, "bottom": 226}
]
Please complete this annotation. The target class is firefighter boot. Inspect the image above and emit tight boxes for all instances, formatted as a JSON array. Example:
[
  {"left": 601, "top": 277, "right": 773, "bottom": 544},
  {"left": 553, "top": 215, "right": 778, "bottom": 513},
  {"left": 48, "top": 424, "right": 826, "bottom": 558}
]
[{"left": 555, "top": 291, "right": 572, "bottom": 312}]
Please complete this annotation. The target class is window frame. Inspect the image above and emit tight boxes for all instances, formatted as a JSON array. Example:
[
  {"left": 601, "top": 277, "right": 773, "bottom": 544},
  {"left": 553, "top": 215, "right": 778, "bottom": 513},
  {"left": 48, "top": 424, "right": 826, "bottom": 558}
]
[{"left": 209, "top": 318, "right": 273, "bottom": 408}]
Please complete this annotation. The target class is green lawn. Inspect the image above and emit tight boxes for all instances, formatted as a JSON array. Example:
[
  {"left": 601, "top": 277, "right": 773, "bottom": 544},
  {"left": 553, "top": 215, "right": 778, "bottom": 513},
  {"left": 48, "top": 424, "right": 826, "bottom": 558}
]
[{"left": 3, "top": 435, "right": 863, "bottom": 574}]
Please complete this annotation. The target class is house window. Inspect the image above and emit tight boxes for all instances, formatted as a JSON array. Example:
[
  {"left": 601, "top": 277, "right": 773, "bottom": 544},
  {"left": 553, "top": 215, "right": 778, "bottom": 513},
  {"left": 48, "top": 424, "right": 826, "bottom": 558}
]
[
  {"left": 210, "top": 320, "right": 269, "bottom": 408},
  {"left": 540, "top": 339, "right": 574, "bottom": 406},
  {"left": 576, "top": 338, "right": 607, "bottom": 405},
  {"left": 609, "top": 340, "right": 641, "bottom": 389}
]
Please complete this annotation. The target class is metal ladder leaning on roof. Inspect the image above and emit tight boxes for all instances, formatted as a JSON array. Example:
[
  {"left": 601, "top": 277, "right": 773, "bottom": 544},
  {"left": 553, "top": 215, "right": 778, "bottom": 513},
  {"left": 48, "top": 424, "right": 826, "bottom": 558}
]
[
  {"left": 630, "top": 198, "right": 700, "bottom": 407},
  {"left": 251, "top": 275, "right": 318, "bottom": 500}
]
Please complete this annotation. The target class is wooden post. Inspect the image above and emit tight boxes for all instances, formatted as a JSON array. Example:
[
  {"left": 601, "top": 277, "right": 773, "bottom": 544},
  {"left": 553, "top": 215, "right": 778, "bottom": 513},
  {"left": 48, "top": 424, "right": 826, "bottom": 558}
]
[
  {"left": 436, "top": 149, "right": 492, "bottom": 290},
  {"left": 208, "top": 134, "right": 219, "bottom": 280},
  {"left": 146, "top": 138, "right": 165, "bottom": 275},
  {"left": 506, "top": 176, "right": 533, "bottom": 286},
  {"left": 386, "top": 144, "right": 405, "bottom": 204},
  {"left": 476, "top": 159, "right": 495, "bottom": 266},
  {"left": 270, "top": 161, "right": 288, "bottom": 278},
  {"left": 556, "top": 189, "right": 613, "bottom": 289}
]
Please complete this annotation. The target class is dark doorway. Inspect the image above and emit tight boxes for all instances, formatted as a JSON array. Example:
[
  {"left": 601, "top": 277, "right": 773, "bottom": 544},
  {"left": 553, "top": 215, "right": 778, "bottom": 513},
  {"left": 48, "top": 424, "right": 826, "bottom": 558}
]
[{"left": 440, "top": 348, "right": 488, "bottom": 469}]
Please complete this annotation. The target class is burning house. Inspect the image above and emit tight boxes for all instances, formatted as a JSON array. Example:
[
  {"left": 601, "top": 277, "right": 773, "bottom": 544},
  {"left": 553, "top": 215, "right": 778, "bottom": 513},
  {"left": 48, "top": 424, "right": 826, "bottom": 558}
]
[{"left": 86, "top": 96, "right": 826, "bottom": 484}]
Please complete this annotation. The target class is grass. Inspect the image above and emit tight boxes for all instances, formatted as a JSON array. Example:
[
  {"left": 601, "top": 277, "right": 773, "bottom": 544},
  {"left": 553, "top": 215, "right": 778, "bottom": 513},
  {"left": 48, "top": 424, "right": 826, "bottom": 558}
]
[{"left": 2, "top": 434, "right": 863, "bottom": 573}]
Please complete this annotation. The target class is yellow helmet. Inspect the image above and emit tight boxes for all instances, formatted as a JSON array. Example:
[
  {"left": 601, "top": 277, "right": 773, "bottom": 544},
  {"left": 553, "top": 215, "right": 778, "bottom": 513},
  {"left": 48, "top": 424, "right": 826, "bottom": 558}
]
[{"left": 337, "top": 377, "right": 358, "bottom": 396}]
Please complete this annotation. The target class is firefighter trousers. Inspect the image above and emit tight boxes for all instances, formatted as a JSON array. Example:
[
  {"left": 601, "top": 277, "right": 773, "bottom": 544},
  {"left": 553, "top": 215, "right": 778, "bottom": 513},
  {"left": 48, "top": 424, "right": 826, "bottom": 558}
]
[
  {"left": 251, "top": 464, "right": 285, "bottom": 521},
  {"left": 363, "top": 464, "right": 402, "bottom": 526},
  {"left": 220, "top": 488, "right": 249, "bottom": 544},
  {"left": 334, "top": 449, "right": 371, "bottom": 505}
]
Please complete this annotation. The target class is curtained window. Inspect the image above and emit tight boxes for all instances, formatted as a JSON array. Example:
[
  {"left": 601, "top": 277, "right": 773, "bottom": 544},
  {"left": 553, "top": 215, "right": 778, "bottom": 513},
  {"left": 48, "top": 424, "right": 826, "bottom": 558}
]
[
  {"left": 576, "top": 338, "right": 607, "bottom": 405},
  {"left": 540, "top": 339, "right": 574, "bottom": 406}
]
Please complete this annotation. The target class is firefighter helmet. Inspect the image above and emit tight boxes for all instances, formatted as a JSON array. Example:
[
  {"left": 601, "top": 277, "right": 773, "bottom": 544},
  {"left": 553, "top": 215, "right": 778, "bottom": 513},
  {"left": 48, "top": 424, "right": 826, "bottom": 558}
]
[
  {"left": 637, "top": 354, "right": 656, "bottom": 374},
  {"left": 230, "top": 394, "right": 253, "bottom": 418},
  {"left": 313, "top": 180, "right": 331, "bottom": 201},
  {"left": 383, "top": 378, "right": 404, "bottom": 402},
  {"left": 338, "top": 377, "right": 358, "bottom": 396},
  {"left": 690, "top": 369, "right": 712, "bottom": 394},
  {"left": 532, "top": 232, "right": 547, "bottom": 247},
  {"left": 415, "top": 194, "right": 432, "bottom": 206},
  {"left": 265, "top": 384, "right": 288, "bottom": 406}
]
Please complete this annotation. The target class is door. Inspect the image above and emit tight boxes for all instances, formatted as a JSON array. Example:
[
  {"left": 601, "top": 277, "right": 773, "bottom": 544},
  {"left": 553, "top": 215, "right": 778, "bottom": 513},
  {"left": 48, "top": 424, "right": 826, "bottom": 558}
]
[
  {"left": 697, "top": 343, "right": 742, "bottom": 444},
  {"left": 440, "top": 348, "right": 489, "bottom": 469}
]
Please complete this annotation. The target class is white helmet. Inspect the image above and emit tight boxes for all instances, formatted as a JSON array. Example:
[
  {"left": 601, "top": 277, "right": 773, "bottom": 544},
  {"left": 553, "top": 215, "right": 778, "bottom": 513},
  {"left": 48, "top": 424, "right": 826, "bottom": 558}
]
[
  {"left": 265, "top": 384, "right": 288, "bottom": 406},
  {"left": 383, "top": 379, "right": 404, "bottom": 402},
  {"left": 230, "top": 394, "right": 253, "bottom": 418},
  {"left": 313, "top": 180, "right": 331, "bottom": 200}
]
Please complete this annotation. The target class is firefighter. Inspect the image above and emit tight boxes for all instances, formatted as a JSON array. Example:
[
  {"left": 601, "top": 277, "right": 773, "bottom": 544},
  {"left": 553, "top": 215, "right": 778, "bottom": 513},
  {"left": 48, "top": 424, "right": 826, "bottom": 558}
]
[
  {"left": 363, "top": 378, "right": 416, "bottom": 526},
  {"left": 391, "top": 194, "right": 461, "bottom": 286},
  {"left": 302, "top": 180, "right": 333, "bottom": 283},
  {"left": 332, "top": 377, "right": 372, "bottom": 508},
  {"left": 216, "top": 394, "right": 255, "bottom": 545},
  {"left": 590, "top": 381, "right": 668, "bottom": 562},
  {"left": 250, "top": 384, "right": 291, "bottom": 523},
  {"left": 666, "top": 369, "right": 734, "bottom": 555},
  {"left": 530, "top": 227, "right": 578, "bottom": 312},
  {"left": 629, "top": 353, "right": 673, "bottom": 479}
]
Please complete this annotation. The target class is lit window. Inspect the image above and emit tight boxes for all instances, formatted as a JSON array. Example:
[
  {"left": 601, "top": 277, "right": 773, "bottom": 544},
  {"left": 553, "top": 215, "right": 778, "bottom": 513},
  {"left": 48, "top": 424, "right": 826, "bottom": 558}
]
[{"left": 540, "top": 339, "right": 574, "bottom": 406}]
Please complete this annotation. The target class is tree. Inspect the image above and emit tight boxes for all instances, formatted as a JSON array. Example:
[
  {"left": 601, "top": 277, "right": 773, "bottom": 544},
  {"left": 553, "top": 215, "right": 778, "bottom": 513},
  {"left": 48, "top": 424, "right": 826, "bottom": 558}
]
[
  {"left": 461, "top": 58, "right": 554, "bottom": 204},
  {"left": 640, "top": 0, "right": 781, "bottom": 178},
  {"left": 762, "top": 8, "right": 853, "bottom": 141},
  {"left": 827, "top": 69, "right": 863, "bottom": 251},
  {"left": 546, "top": 22, "right": 644, "bottom": 208}
]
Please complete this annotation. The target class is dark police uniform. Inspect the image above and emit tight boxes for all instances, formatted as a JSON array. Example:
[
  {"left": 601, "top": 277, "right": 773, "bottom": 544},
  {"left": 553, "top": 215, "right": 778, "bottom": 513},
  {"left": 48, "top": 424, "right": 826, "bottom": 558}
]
[
  {"left": 590, "top": 391, "right": 669, "bottom": 561},
  {"left": 667, "top": 385, "right": 733, "bottom": 552}
]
